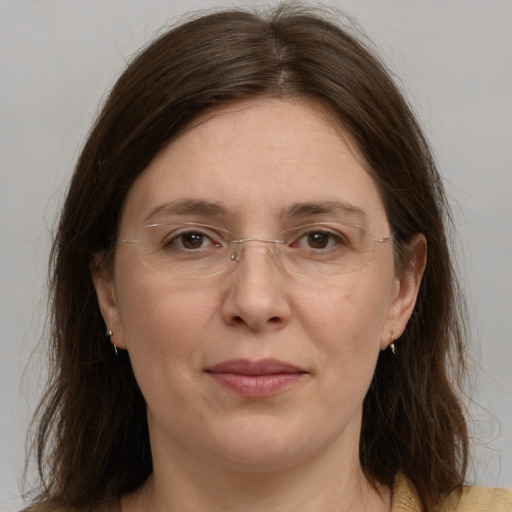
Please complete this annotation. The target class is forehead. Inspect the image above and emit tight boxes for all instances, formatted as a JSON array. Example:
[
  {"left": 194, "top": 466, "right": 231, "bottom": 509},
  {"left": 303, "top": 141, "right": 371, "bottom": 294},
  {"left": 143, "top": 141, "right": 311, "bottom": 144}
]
[{"left": 120, "top": 99, "right": 388, "bottom": 231}]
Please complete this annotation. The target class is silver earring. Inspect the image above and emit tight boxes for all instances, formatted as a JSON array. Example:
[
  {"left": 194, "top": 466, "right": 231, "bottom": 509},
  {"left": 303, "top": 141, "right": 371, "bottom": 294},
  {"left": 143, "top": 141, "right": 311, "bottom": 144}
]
[{"left": 106, "top": 330, "right": 118, "bottom": 356}]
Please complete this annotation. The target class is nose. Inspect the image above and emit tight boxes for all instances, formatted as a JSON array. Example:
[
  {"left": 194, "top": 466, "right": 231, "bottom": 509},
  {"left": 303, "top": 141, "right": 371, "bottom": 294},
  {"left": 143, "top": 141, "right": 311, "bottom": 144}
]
[{"left": 221, "top": 243, "right": 291, "bottom": 331}]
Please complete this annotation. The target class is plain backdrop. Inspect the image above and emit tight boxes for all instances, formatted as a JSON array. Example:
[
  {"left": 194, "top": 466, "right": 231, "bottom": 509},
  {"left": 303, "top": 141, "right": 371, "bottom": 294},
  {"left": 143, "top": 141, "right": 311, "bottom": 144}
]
[{"left": 1, "top": 0, "right": 511, "bottom": 509}]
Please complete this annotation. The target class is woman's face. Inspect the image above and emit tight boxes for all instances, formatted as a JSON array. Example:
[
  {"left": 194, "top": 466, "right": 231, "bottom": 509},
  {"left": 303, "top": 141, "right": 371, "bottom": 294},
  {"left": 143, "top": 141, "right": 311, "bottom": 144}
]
[{"left": 93, "top": 99, "right": 422, "bottom": 474}]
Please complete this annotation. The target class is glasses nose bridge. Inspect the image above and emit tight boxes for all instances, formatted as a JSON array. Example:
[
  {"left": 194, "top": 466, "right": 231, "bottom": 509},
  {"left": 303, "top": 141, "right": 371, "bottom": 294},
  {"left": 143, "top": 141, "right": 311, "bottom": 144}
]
[{"left": 229, "top": 237, "right": 284, "bottom": 264}]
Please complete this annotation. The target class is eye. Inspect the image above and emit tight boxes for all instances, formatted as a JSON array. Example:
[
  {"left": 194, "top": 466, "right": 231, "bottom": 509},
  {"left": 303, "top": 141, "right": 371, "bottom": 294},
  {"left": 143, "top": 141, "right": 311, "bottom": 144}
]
[
  {"left": 305, "top": 232, "right": 333, "bottom": 249},
  {"left": 163, "top": 229, "right": 220, "bottom": 251},
  {"left": 178, "top": 231, "right": 209, "bottom": 249},
  {"left": 292, "top": 230, "right": 346, "bottom": 250}
]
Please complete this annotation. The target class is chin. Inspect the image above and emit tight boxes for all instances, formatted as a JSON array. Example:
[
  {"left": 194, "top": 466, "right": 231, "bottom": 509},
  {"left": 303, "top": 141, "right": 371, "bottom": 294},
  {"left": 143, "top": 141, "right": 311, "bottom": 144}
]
[{"left": 203, "top": 415, "right": 339, "bottom": 473}]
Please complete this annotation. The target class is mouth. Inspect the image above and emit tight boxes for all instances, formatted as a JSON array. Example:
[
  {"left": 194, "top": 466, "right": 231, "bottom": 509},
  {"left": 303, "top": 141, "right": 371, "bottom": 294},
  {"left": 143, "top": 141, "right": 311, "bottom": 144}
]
[{"left": 205, "top": 358, "right": 308, "bottom": 398}]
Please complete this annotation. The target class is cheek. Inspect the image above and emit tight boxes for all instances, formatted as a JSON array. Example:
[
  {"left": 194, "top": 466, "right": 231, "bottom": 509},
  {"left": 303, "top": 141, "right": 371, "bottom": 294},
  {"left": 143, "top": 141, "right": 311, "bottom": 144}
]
[
  {"left": 300, "top": 278, "right": 389, "bottom": 342},
  {"left": 288, "top": 278, "right": 391, "bottom": 431},
  {"left": 115, "top": 271, "right": 220, "bottom": 371},
  {"left": 114, "top": 275, "right": 225, "bottom": 429},
  {"left": 296, "top": 274, "right": 392, "bottom": 360}
]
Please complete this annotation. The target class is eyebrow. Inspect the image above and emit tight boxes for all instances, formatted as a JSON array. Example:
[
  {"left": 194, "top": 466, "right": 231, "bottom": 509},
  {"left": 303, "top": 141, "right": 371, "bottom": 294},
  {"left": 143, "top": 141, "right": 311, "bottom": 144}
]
[
  {"left": 144, "top": 199, "right": 230, "bottom": 223},
  {"left": 282, "top": 200, "right": 367, "bottom": 225}
]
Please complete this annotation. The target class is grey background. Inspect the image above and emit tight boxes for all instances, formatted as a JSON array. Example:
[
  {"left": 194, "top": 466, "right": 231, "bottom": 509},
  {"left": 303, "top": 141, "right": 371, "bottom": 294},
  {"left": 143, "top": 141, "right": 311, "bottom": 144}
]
[{"left": 1, "top": 0, "right": 511, "bottom": 509}]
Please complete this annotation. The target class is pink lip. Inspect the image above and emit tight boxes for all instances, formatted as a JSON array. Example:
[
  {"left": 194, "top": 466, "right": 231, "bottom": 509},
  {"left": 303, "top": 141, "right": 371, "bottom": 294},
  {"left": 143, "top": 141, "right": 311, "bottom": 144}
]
[{"left": 206, "top": 358, "right": 307, "bottom": 398}]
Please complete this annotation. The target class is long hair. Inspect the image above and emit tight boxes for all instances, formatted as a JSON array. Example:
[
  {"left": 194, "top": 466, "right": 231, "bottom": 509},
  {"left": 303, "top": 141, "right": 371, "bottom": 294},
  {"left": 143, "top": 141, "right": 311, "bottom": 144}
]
[{"left": 28, "top": 5, "right": 468, "bottom": 510}]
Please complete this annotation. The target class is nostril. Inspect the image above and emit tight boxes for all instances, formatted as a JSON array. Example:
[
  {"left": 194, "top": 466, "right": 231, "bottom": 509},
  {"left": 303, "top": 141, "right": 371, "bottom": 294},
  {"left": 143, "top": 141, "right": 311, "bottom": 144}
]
[{"left": 230, "top": 315, "right": 282, "bottom": 326}]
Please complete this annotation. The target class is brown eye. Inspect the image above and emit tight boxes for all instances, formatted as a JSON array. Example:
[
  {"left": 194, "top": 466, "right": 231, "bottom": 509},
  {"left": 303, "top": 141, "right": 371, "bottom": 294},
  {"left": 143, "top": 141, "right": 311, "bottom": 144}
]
[
  {"left": 307, "top": 232, "right": 331, "bottom": 249},
  {"left": 306, "top": 231, "right": 336, "bottom": 249},
  {"left": 288, "top": 226, "right": 350, "bottom": 253},
  {"left": 178, "top": 232, "right": 207, "bottom": 250}
]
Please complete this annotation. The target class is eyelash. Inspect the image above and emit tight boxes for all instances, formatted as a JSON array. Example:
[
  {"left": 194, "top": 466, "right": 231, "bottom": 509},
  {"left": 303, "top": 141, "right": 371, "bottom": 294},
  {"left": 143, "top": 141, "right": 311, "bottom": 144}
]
[
  {"left": 291, "top": 230, "right": 348, "bottom": 250},
  {"left": 163, "top": 230, "right": 220, "bottom": 250}
]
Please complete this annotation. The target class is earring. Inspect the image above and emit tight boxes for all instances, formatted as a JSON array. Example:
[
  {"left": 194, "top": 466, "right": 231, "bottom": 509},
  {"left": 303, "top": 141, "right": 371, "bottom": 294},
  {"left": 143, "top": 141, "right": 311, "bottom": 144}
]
[
  {"left": 389, "top": 334, "right": 396, "bottom": 354},
  {"left": 106, "top": 330, "right": 118, "bottom": 356}
]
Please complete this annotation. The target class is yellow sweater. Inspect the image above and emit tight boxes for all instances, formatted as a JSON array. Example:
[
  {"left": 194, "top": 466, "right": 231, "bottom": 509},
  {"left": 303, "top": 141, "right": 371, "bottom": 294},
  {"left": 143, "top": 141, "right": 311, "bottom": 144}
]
[{"left": 392, "top": 472, "right": 512, "bottom": 511}]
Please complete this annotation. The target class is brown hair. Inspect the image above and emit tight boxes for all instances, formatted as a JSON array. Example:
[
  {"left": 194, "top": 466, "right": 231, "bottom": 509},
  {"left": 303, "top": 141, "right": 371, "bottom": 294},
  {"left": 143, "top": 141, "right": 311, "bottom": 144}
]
[{"left": 28, "top": 4, "right": 469, "bottom": 511}]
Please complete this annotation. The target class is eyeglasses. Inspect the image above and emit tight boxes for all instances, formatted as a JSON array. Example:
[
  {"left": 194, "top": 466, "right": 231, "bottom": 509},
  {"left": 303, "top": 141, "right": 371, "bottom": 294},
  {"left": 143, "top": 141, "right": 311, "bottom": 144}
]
[{"left": 116, "top": 221, "right": 392, "bottom": 278}]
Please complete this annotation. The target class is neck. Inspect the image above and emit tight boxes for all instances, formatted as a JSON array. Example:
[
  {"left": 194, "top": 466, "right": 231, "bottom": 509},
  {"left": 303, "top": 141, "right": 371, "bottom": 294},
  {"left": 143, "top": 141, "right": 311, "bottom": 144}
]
[{"left": 122, "top": 437, "right": 391, "bottom": 512}]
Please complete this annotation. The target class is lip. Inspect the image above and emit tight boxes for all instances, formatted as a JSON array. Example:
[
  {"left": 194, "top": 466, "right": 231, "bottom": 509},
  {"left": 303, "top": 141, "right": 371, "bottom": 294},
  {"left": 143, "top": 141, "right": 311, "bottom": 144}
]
[{"left": 205, "top": 358, "right": 307, "bottom": 398}]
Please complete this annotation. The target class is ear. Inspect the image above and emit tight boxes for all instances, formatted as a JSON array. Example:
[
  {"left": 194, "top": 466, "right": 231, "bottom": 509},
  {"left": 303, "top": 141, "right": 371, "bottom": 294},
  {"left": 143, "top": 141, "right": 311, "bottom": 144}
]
[
  {"left": 380, "top": 234, "right": 427, "bottom": 350},
  {"left": 90, "top": 253, "right": 127, "bottom": 349}
]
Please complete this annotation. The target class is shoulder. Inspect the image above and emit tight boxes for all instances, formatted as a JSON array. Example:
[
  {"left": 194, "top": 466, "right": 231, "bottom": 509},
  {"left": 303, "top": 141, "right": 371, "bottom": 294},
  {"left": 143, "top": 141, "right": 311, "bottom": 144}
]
[
  {"left": 392, "top": 472, "right": 512, "bottom": 512},
  {"left": 436, "top": 484, "right": 512, "bottom": 512}
]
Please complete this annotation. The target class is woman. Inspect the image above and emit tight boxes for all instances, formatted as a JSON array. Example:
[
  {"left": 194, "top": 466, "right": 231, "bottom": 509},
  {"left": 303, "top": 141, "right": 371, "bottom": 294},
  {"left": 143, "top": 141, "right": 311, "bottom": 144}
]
[{"left": 25, "top": 4, "right": 511, "bottom": 512}]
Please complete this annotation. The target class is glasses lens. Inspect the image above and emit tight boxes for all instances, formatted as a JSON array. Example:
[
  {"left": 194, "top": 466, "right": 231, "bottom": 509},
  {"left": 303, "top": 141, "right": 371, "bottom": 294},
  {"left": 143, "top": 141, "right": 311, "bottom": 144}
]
[
  {"left": 279, "top": 223, "right": 380, "bottom": 276},
  {"left": 138, "top": 223, "right": 229, "bottom": 277}
]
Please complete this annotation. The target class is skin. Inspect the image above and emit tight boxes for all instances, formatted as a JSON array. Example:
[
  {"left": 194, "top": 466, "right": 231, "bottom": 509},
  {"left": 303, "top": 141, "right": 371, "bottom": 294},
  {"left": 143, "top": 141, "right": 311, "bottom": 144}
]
[{"left": 92, "top": 98, "right": 426, "bottom": 512}]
